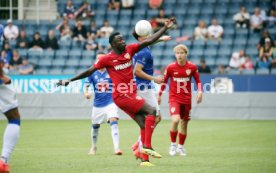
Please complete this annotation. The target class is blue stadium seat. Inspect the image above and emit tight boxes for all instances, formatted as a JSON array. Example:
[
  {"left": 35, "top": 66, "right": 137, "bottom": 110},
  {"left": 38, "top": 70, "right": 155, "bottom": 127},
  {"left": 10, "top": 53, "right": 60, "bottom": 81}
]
[
  {"left": 68, "top": 50, "right": 82, "bottom": 59},
  {"left": 160, "top": 58, "right": 174, "bottom": 66},
  {"left": 191, "top": 48, "right": 204, "bottom": 57},
  {"left": 28, "top": 58, "right": 39, "bottom": 65},
  {"left": 59, "top": 40, "right": 71, "bottom": 50},
  {"left": 36, "top": 68, "right": 49, "bottom": 75},
  {"left": 147, "top": 10, "right": 158, "bottom": 19},
  {"left": 66, "top": 59, "right": 80, "bottom": 68},
  {"left": 228, "top": 69, "right": 241, "bottom": 75},
  {"left": 190, "top": 57, "right": 201, "bottom": 66},
  {"left": 49, "top": 68, "right": 63, "bottom": 75},
  {"left": 271, "top": 69, "right": 276, "bottom": 75},
  {"left": 71, "top": 41, "right": 84, "bottom": 49},
  {"left": 28, "top": 51, "right": 43, "bottom": 59},
  {"left": 206, "top": 40, "right": 219, "bottom": 49},
  {"left": 39, "top": 59, "right": 52, "bottom": 68},
  {"left": 205, "top": 58, "right": 216, "bottom": 66},
  {"left": 18, "top": 49, "right": 28, "bottom": 57},
  {"left": 43, "top": 50, "right": 55, "bottom": 59},
  {"left": 242, "top": 69, "right": 255, "bottom": 75},
  {"left": 52, "top": 59, "right": 66, "bottom": 67},
  {"left": 204, "top": 48, "right": 217, "bottom": 58},
  {"left": 55, "top": 50, "right": 68, "bottom": 59},
  {"left": 256, "top": 69, "right": 270, "bottom": 75},
  {"left": 218, "top": 47, "right": 231, "bottom": 57},
  {"left": 216, "top": 58, "right": 229, "bottom": 66},
  {"left": 80, "top": 59, "right": 94, "bottom": 67},
  {"left": 63, "top": 68, "right": 77, "bottom": 75},
  {"left": 192, "top": 40, "right": 206, "bottom": 49},
  {"left": 82, "top": 50, "right": 96, "bottom": 60}
]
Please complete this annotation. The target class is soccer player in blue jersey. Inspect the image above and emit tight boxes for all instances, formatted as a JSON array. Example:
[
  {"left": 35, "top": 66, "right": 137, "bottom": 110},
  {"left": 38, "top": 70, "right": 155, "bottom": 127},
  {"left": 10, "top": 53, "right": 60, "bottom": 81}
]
[
  {"left": 131, "top": 30, "right": 171, "bottom": 164},
  {"left": 84, "top": 52, "right": 122, "bottom": 156},
  {"left": 0, "top": 60, "right": 21, "bottom": 173}
]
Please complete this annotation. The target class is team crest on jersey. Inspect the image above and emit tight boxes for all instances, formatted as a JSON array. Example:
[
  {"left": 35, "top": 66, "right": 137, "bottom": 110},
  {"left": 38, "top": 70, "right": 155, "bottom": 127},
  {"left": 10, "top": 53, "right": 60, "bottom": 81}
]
[
  {"left": 171, "top": 107, "right": 175, "bottom": 113},
  {"left": 124, "top": 53, "right": 130, "bottom": 59},
  {"left": 186, "top": 69, "right": 191, "bottom": 75},
  {"left": 136, "top": 96, "right": 142, "bottom": 100}
]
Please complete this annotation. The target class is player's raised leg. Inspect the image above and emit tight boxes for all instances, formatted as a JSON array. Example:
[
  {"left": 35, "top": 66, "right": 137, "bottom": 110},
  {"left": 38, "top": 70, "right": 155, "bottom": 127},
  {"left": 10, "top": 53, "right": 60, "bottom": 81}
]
[
  {"left": 109, "top": 117, "right": 122, "bottom": 155},
  {"left": 89, "top": 124, "right": 100, "bottom": 155},
  {"left": 136, "top": 103, "right": 162, "bottom": 159}
]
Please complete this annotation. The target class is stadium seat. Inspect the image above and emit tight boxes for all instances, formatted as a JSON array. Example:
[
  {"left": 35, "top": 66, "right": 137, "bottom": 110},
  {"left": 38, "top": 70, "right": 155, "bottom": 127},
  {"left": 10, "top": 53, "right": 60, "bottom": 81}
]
[
  {"left": 242, "top": 69, "right": 255, "bottom": 75},
  {"left": 68, "top": 50, "right": 82, "bottom": 59},
  {"left": 205, "top": 58, "right": 216, "bottom": 66},
  {"left": 39, "top": 59, "right": 52, "bottom": 68},
  {"left": 55, "top": 50, "right": 68, "bottom": 59},
  {"left": 18, "top": 49, "right": 28, "bottom": 57},
  {"left": 35, "top": 68, "right": 49, "bottom": 75},
  {"left": 66, "top": 59, "right": 80, "bottom": 68},
  {"left": 192, "top": 40, "right": 205, "bottom": 49},
  {"left": 63, "top": 68, "right": 76, "bottom": 75},
  {"left": 49, "top": 68, "right": 63, "bottom": 75},
  {"left": 80, "top": 59, "right": 94, "bottom": 67},
  {"left": 28, "top": 51, "right": 43, "bottom": 59},
  {"left": 160, "top": 58, "right": 174, "bottom": 66},
  {"left": 271, "top": 69, "right": 276, "bottom": 74},
  {"left": 82, "top": 50, "right": 96, "bottom": 60},
  {"left": 256, "top": 69, "right": 270, "bottom": 75},
  {"left": 43, "top": 50, "right": 55, "bottom": 59},
  {"left": 216, "top": 58, "right": 229, "bottom": 66},
  {"left": 52, "top": 59, "right": 66, "bottom": 67},
  {"left": 228, "top": 69, "right": 241, "bottom": 75}
]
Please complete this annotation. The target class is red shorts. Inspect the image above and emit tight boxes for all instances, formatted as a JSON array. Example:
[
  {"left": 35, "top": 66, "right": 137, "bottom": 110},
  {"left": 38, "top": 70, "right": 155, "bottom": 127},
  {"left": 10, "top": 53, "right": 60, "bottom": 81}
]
[
  {"left": 169, "top": 102, "right": 191, "bottom": 121},
  {"left": 113, "top": 93, "right": 145, "bottom": 119}
]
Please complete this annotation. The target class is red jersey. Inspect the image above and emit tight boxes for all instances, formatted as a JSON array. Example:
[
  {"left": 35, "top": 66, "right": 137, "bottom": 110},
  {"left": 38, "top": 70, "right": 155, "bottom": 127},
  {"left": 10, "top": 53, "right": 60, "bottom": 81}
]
[
  {"left": 93, "top": 43, "right": 140, "bottom": 99},
  {"left": 159, "top": 61, "right": 202, "bottom": 104}
]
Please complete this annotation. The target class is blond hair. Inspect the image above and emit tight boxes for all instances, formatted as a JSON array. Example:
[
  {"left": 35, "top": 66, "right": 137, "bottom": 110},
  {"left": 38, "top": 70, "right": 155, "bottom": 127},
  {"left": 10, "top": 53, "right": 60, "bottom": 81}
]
[{"left": 173, "top": 44, "right": 189, "bottom": 55}]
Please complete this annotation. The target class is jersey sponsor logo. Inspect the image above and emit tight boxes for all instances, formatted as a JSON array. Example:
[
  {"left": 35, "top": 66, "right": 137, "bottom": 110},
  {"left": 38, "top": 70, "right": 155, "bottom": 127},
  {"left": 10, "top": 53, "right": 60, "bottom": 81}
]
[
  {"left": 171, "top": 107, "right": 175, "bottom": 113},
  {"left": 174, "top": 72, "right": 178, "bottom": 74},
  {"left": 113, "top": 60, "right": 118, "bottom": 62},
  {"left": 97, "top": 81, "right": 109, "bottom": 92},
  {"left": 186, "top": 69, "right": 191, "bottom": 75},
  {"left": 124, "top": 53, "right": 130, "bottom": 59},
  {"left": 173, "top": 77, "right": 190, "bottom": 82},
  {"left": 114, "top": 61, "right": 132, "bottom": 71}
]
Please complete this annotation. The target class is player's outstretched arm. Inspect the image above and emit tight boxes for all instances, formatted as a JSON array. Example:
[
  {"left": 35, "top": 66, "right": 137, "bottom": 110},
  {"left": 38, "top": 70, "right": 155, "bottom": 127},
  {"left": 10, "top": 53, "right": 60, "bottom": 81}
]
[
  {"left": 139, "top": 17, "right": 176, "bottom": 50},
  {"left": 56, "top": 66, "right": 97, "bottom": 87}
]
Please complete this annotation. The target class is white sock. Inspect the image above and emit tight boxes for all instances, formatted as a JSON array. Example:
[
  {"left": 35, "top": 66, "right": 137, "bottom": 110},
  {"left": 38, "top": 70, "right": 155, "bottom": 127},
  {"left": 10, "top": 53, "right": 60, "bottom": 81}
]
[
  {"left": 110, "top": 121, "right": 119, "bottom": 151},
  {"left": 171, "top": 142, "right": 177, "bottom": 146},
  {"left": 138, "top": 136, "right": 142, "bottom": 150},
  {"left": 1, "top": 121, "right": 20, "bottom": 163},
  {"left": 91, "top": 124, "right": 100, "bottom": 148},
  {"left": 178, "top": 144, "right": 183, "bottom": 148}
]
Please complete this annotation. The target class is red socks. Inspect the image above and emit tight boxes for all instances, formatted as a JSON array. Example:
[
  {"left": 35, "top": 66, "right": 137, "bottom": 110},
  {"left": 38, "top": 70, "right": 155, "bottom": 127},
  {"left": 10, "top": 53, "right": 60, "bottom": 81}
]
[
  {"left": 178, "top": 133, "right": 187, "bottom": 145},
  {"left": 140, "top": 128, "right": 149, "bottom": 161},
  {"left": 170, "top": 131, "right": 178, "bottom": 143},
  {"left": 144, "top": 115, "right": 155, "bottom": 149}
]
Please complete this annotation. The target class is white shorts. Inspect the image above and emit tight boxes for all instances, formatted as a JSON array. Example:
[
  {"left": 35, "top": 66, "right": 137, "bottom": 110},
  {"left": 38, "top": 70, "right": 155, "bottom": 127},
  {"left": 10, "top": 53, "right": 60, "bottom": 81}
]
[
  {"left": 137, "top": 88, "right": 160, "bottom": 115},
  {"left": 0, "top": 85, "right": 18, "bottom": 114},
  {"left": 91, "top": 103, "right": 119, "bottom": 124}
]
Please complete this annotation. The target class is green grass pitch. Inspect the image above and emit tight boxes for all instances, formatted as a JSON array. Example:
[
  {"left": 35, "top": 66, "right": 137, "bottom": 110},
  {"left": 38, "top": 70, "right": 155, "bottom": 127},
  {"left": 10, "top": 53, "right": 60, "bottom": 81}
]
[{"left": 0, "top": 120, "right": 276, "bottom": 173}]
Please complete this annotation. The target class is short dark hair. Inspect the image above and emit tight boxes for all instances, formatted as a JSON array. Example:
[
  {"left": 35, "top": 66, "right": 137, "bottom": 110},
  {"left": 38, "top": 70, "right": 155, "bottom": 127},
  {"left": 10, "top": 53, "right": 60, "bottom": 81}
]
[
  {"left": 97, "top": 51, "right": 105, "bottom": 55},
  {"left": 109, "top": 32, "right": 120, "bottom": 44},
  {"left": 132, "top": 29, "right": 139, "bottom": 40}
]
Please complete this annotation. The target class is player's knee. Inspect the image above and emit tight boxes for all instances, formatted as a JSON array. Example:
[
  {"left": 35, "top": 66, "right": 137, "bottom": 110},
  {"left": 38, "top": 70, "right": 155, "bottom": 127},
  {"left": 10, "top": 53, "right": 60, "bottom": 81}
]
[
  {"left": 147, "top": 107, "right": 157, "bottom": 116},
  {"left": 172, "top": 117, "right": 180, "bottom": 124},
  {"left": 92, "top": 124, "right": 100, "bottom": 129}
]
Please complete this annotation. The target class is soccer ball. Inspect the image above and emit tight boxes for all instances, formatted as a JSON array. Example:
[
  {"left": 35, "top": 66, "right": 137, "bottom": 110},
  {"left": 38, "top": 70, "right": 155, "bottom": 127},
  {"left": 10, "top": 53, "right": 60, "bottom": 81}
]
[{"left": 135, "top": 20, "right": 152, "bottom": 37}]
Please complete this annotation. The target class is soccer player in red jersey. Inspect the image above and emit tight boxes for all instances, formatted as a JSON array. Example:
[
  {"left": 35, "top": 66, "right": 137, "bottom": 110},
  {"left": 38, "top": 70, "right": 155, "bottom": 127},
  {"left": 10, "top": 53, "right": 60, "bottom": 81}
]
[
  {"left": 157, "top": 44, "right": 203, "bottom": 156},
  {"left": 57, "top": 18, "right": 176, "bottom": 166}
]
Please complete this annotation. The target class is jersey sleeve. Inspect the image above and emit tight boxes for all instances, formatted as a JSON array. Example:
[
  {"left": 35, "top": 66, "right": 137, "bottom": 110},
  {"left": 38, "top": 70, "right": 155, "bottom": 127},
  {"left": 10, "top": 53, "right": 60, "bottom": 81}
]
[
  {"left": 158, "top": 65, "right": 171, "bottom": 97},
  {"left": 127, "top": 43, "right": 140, "bottom": 58},
  {"left": 135, "top": 51, "right": 148, "bottom": 67},
  {"left": 192, "top": 65, "right": 203, "bottom": 92},
  {"left": 93, "top": 55, "right": 108, "bottom": 69},
  {"left": 85, "top": 76, "right": 92, "bottom": 86}
]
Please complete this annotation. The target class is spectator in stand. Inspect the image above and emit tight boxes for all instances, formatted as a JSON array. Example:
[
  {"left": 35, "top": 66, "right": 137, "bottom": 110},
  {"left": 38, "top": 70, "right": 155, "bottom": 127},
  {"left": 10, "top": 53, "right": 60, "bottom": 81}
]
[
  {"left": 198, "top": 59, "right": 211, "bottom": 73},
  {"left": 29, "top": 32, "right": 44, "bottom": 52},
  {"left": 250, "top": 7, "right": 264, "bottom": 32},
  {"left": 121, "top": 0, "right": 134, "bottom": 9},
  {"left": 258, "top": 30, "right": 274, "bottom": 49},
  {"left": 207, "top": 19, "right": 223, "bottom": 42},
  {"left": 97, "top": 31, "right": 110, "bottom": 51},
  {"left": 240, "top": 55, "right": 254, "bottom": 70},
  {"left": 266, "top": 9, "right": 276, "bottom": 28},
  {"left": 19, "top": 58, "right": 34, "bottom": 75},
  {"left": 73, "top": 20, "right": 87, "bottom": 42},
  {"left": 3, "top": 42, "right": 13, "bottom": 62},
  {"left": 16, "top": 30, "right": 29, "bottom": 49},
  {"left": 150, "top": 17, "right": 158, "bottom": 32},
  {"left": 0, "top": 50, "right": 9, "bottom": 69},
  {"left": 272, "top": 40, "right": 276, "bottom": 68},
  {"left": 89, "top": 21, "right": 100, "bottom": 36},
  {"left": 63, "top": 0, "right": 76, "bottom": 20},
  {"left": 4, "top": 19, "right": 19, "bottom": 40},
  {"left": 259, "top": 38, "right": 274, "bottom": 60},
  {"left": 56, "top": 19, "right": 72, "bottom": 41},
  {"left": 233, "top": 6, "right": 250, "bottom": 28},
  {"left": 44, "top": 30, "right": 59, "bottom": 50},
  {"left": 75, "top": 1, "right": 95, "bottom": 19},
  {"left": 108, "top": 0, "right": 121, "bottom": 11},
  {"left": 9, "top": 50, "right": 22, "bottom": 70},
  {"left": 257, "top": 56, "right": 271, "bottom": 69},
  {"left": 156, "top": 8, "right": 169, "bottom": 30},
  {"left": 217, "top": 64, "right": 226, "bottom": 74},
  {"left": 100, "top": 20, "right": 114, "bottom": 37},
  {"left": 85, "top": 34, "right": 98, "bottom": 51},
  {"left": 149, "top": 0, "right": 163, "bottom": 9},
  {"left": 228, "top": 52, "right": 242, "bottom": 70},
  {"left": 193, "top": 20, "right": 208, "bottom": 41}
]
